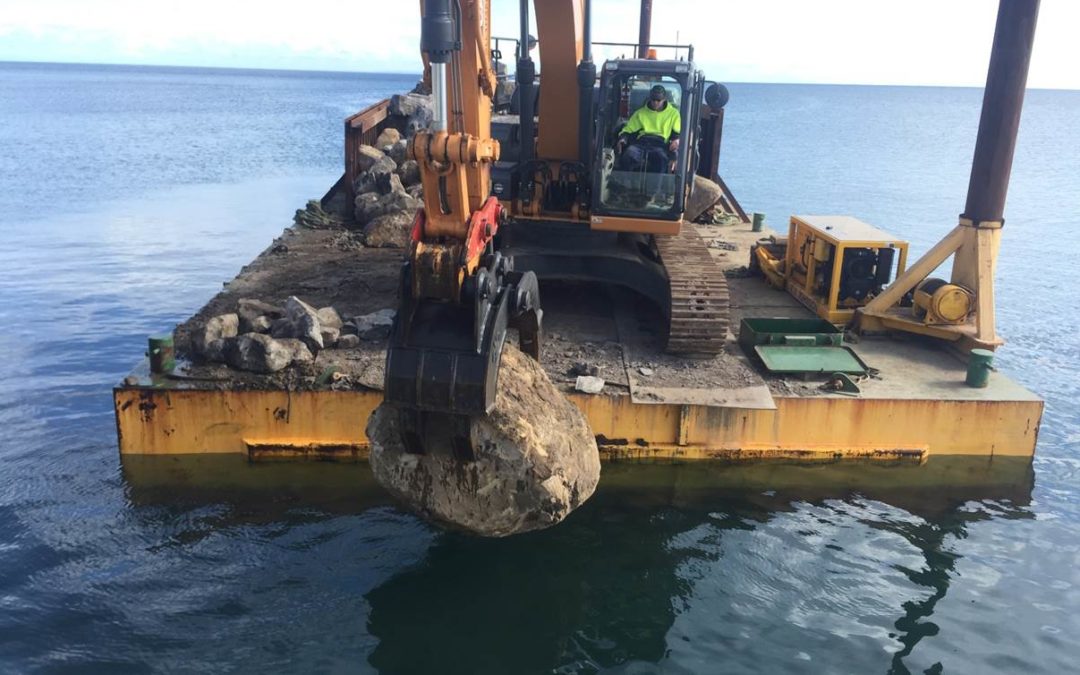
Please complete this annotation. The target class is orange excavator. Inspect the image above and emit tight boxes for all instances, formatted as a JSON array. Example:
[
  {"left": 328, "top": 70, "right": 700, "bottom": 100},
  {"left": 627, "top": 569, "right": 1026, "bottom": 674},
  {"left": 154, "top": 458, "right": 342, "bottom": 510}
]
[{"left": 385, "top": 0, "right": 731, "bottom": 446}]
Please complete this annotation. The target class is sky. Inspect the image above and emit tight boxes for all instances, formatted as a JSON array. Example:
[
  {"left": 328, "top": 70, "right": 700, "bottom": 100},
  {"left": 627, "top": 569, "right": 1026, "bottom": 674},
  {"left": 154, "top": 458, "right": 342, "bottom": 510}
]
[{"left": 0, "top": 0, "right": 1077, "bottom": 88}]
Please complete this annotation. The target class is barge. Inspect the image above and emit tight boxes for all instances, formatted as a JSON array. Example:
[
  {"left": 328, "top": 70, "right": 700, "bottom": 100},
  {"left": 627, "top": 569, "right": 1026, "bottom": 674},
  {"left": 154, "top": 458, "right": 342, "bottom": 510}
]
[{"left": 114, "top": 0, "right": 1043, "bottom": 495}]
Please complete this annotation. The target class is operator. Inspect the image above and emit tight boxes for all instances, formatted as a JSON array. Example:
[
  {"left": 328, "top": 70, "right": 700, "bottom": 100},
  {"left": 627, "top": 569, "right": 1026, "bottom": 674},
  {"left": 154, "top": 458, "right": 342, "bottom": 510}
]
[{"left": 616, "top": 84, "right": 681, "bottom": 173}]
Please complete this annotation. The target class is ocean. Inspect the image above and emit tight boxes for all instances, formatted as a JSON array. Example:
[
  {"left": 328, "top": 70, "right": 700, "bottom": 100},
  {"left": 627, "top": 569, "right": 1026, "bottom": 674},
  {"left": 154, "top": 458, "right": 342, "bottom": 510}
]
[{"left": 0, "top": 61, "right": 1077, "bottom": 673}]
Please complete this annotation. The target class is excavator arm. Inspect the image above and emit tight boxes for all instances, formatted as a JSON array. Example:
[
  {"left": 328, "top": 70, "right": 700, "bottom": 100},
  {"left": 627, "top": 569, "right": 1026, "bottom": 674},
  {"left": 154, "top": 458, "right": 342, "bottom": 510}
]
[{"left": 384, "top": 0, "right": 542, "bottom": 420}]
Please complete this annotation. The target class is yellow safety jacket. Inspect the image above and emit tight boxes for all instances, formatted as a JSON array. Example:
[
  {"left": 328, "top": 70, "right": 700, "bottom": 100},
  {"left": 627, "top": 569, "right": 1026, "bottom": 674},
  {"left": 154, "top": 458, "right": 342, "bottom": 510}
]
[{"left": 621, "top": 102, "right": 681, "bottom": 142}]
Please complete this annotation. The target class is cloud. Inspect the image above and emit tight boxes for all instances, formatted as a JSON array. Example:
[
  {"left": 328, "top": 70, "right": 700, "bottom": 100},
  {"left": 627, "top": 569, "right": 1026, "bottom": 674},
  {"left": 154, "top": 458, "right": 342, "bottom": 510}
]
[{"left": 0, "top": 0, "right": 1077, "bottom": 88}]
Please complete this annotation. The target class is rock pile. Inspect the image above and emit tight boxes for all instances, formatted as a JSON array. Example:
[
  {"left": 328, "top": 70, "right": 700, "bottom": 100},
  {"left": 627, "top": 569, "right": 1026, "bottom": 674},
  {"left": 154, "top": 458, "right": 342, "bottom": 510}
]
[
  {"left": 367, "top": 343, "right": 601, "bottom": 537},
  {"left": 346, "top": 92, "right": 433, "bottom": 249},
  {"left": 190, "top": 297, "right": 396, "bottom": 373}
]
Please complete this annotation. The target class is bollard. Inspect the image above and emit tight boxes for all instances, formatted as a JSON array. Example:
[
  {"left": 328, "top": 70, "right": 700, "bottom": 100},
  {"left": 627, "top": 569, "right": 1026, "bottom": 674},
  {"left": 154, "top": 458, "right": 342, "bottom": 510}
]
[
  {"left": 965, "top": 348, "right": 994, "bottom": 388},
  {"left": 752, "top": 212, "right": 765, "bottom": 232},
  {"left": 148, "top": 334, "right": 176, "bottom": 374}
]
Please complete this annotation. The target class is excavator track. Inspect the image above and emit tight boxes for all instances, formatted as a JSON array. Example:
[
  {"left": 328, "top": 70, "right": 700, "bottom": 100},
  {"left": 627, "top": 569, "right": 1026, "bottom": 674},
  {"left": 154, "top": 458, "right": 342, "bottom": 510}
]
[{"left": 655, "top": 224, "right": 730, "bottom": 355}]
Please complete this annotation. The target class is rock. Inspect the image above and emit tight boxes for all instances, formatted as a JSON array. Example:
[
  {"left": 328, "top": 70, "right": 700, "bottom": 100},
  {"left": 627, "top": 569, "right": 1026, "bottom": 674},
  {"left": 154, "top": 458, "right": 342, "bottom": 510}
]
[
  {"left": 248, "top": 316, "right": 272, "bottom": 333},
  {"left": 406, "top": 107, "right": 434, "bottom": 137},
  {"left": 367, "top": 343, "right": 600, "bottom": 537},
  {"left": 355, "top": 144, "right": 397, "bottom": 176},
  {"left": 277, "top": 338, "right": 314, "bottom": 365},
  {"left": 376, "top": 171, "right": 405, "bottom": 196},
  {"left": 388, "top": 139, "right": 409, "bottom": 165},
  {"left": 685, "top": 175, "right": 724, "bottom": 223},
  {"left": 638, "top": 366, "right": 655, "bottom": 377},
  {"left": 406, "top": 183, "right": 424, "bottom": 200},
  {"left": 389, "top": 92, "right": 432, "bottom": 118},
  {"left": 397, "top": 159, "right": 421, "bottom": 187},
  {"left": 320, "top": 326, "right": 341, "bottom": 348},
  {"left": 362, "top": 211, "right": 414, "bottom": 248},
  {"left": 569, "top": 362, "right": 600, "bottom": 377},
  {"left": 355, "top": 189, "right": 421, "bottom": 226},
  {"left": 574, "top": 375, "right": 605, "bottom": 394},
  {"left": 224, "top": 333, "right": 296, "bottom": 373},
  {"left": 375, "top": 128, "right": 401, "bottom": 148},
  {"left": 204, "top": 338, "right": 229, "bottom": 363},
  {"left": 281, "top": 296, "right": 324, "bottom": 353},
  {"left": 353, "top": 192, "right": 380, "bottom": 224},
  {"left": 337, "top": 334, "right": 361, "bottom": 349},
  {"left": 193, "top": 313, "right": 238, "bottom": 355},
  {"left": 238, "top": 298, "right": 282, "bottom": 334},
  {"left": 343, "top": 308, "right": 397, "bottom": 340},
  {"left": 353, "top": 155, "right": 401, "bottom": 197},
  {"left": 316, "top": 306, "right": 343, "bottom": 330}
]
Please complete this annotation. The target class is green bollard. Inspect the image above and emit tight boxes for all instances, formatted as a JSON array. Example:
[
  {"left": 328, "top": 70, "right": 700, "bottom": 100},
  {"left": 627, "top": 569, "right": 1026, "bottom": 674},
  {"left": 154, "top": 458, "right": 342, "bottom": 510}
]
[
  {"left": 752, "top": 212, "right": 765, "bottom": 232},
  {"left": 148, "top": 334, "right": 176, "bottom": 374},
  {"left": 965, "top": 348, "right": 994, "bottom": 388}
]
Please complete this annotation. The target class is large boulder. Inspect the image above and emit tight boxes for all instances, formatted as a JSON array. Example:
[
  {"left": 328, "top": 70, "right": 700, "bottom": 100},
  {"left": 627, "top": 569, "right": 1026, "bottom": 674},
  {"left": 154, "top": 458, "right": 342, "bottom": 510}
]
[
  {"left": 363, "top": 211, "right": 414, "bottom": 248},
  {"left": 343, "top": 308, "right": 396, "bottom": 340},
  {"left": 376, "top": 171, "right": 405, "bottom": 196},
  {"left": 269, "top": 296, "right": 324, "bottom": 353},
  {"left": 353, "top": 192, "right": 380, "bottom": 224},
  {"left": 685, "top": 175, "right": 724, "bottom": 223},
  {"left": 397, "top": 159, "right": 421, "bottom": 187},
  {"left": 354, "top": 163, "right": 402, "bottom": 198},
  {"left": 355, "top": 144, "right": 397, "bottom": 176},
  {"left": 388, "top": 139, "right": 409, "bottom": 165},
  {"left": 355, "top": 190, "right": 422, "bottom": 226},
  {"left": 366, "top": 343, "right": 601, "bottom": 537},
  {"left": 375, "top": 128, "right": 402, "bottom": 148},
  {"left": 193, "top": 313, "right": 238, "bottom": 355},
  {"left": 316, "top": 306, "right": 343, "bottom": 330},
  {"left": 237, "top": 298, "right": 282, "bottom": 334},
  {"left": 224, "top": 333, "right": 298, "bottom": 373},
  {"left": 389, "top": 92, "right": 432, "bottom": 118}
]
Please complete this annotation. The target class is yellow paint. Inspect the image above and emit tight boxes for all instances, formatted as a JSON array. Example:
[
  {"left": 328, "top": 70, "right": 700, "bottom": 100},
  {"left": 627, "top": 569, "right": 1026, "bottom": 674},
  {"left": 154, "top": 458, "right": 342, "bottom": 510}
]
[
  {"left": 784, "top": 215, "right": 910, "bottom": 325},
  {"left": 115, "top": 385, "right": 1041, "bottom": 460}
]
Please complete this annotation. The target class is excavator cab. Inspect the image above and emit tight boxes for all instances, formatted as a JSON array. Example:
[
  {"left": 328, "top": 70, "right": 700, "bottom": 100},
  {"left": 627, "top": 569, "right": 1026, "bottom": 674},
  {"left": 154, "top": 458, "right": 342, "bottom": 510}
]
[{"left": 592, "top": 60, "right": 704, "bottom": 221}]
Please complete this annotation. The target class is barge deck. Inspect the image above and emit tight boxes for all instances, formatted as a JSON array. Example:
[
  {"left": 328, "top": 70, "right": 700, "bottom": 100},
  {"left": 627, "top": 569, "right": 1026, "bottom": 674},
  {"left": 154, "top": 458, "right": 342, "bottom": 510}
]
[{"left": 113, "top": 217, "right": 1043, "bottom": 462}]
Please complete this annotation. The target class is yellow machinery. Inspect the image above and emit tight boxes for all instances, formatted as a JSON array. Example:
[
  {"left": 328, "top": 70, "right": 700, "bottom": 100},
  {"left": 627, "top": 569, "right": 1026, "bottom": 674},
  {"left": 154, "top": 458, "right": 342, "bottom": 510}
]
[
  {"left": 386, "top": 0, "right": 734, "bottom": 447},
  {"left": 911, "top": 278, "right": 975, "bottom": 325},
  {"left": 781, "top": 216, "right": 908, "bottom": 325}
]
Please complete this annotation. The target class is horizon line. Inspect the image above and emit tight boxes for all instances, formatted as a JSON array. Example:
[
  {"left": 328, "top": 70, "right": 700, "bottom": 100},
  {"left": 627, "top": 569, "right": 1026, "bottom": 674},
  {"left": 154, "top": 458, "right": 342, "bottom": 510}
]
[{"left": 3, "top": 58, "right": 1078, "bottom": 93}]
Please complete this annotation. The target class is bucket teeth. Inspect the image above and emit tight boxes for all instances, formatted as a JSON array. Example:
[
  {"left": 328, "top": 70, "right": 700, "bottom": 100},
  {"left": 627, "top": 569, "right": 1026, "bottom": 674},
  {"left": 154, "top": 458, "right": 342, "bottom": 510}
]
[{"left": 656, "top": 225, "right": 730, "bottom": 355}]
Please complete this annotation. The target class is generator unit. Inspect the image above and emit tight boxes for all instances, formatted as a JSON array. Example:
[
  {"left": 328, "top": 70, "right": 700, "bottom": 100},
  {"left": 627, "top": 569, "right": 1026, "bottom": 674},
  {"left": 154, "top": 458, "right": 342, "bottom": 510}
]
[{"left": 784, "top": 215, "right": 909, "bottom": 325}]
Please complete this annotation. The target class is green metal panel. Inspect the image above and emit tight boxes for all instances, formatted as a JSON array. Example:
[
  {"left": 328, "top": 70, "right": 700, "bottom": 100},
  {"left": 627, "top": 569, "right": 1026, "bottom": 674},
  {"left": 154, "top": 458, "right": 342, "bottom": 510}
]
[
  {"left": 738, "top": 318, "right": 843, "bottom": 351},
  {"left": 754, "top": 345, "right": 869, "bottom": 375}
]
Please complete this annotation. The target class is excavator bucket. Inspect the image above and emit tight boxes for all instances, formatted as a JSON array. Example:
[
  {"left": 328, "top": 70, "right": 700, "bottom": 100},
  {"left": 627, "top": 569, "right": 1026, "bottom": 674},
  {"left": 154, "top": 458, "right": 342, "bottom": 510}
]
[{"left": 384, "top": 258, "right": 542, "bottom": 417}]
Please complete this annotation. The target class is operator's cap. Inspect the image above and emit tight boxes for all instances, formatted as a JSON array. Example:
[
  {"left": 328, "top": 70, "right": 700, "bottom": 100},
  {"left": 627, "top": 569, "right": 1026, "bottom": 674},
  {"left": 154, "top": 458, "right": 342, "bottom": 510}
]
[{"left": 649, "top": 85, "right": 667, "bottom": 101}]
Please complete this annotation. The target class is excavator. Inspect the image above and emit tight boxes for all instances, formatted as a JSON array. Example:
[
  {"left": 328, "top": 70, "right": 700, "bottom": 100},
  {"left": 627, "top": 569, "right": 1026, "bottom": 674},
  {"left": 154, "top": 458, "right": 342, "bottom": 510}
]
[{"left": 384, "top": 0, "right": 731, "bottom": 449}]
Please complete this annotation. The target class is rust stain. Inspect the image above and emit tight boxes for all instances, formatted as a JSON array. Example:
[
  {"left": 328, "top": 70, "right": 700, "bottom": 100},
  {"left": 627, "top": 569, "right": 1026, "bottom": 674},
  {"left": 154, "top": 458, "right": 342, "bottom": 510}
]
[{"left": 137, "top": 391, "right": 158, "bottom": 423}]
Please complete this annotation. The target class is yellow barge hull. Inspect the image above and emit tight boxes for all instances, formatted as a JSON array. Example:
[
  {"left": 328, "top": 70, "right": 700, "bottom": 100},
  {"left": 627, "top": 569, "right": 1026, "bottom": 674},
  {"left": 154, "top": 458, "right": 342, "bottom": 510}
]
[{"left": 114, "top": 384, "right": 1041, "bottom": 461}]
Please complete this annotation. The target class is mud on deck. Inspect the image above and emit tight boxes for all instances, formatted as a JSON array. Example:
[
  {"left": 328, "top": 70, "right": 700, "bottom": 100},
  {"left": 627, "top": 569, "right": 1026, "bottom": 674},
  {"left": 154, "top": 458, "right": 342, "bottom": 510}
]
[
  {"left": 157, "top": 215, "right": 1038, "bottom": 410},
  {"left": 161, "top": 219, "right": 772, "bottom": 404}
]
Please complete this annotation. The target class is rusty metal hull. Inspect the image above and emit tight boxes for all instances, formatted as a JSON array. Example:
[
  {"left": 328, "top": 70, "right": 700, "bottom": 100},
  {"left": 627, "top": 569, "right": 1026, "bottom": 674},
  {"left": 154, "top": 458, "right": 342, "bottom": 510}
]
[{"left": 114, "top": 385, "right": 1041, "bottom": 461}]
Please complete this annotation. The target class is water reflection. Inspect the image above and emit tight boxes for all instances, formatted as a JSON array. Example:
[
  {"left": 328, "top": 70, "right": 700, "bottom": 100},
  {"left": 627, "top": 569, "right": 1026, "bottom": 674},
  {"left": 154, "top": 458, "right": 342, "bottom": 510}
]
[{"left": 120, "top": 456, "right": 1034, "bottom": 673}]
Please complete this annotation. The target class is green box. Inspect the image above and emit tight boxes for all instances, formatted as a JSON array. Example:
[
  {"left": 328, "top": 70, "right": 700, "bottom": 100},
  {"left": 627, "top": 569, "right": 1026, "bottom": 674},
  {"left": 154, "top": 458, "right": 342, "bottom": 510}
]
[{"left": 738, "top": 318, "right": 843, "bottom": 352}]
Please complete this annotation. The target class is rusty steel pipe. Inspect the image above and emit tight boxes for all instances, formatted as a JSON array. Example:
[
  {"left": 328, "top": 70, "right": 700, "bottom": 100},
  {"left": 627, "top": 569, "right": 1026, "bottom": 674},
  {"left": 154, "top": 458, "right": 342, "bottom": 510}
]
[
  {"left": 962, "top": 0, "right": 1041, "bottom": 225},
  {"left": 637, "top": 0, "right": 652, "bottom": 58}
]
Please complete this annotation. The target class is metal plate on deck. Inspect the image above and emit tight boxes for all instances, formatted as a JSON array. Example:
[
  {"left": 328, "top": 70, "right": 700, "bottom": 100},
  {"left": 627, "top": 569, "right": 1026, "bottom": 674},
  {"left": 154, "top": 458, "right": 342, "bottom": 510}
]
[{"left": 754, "top": 345, "right": 869, "bottom": 375}]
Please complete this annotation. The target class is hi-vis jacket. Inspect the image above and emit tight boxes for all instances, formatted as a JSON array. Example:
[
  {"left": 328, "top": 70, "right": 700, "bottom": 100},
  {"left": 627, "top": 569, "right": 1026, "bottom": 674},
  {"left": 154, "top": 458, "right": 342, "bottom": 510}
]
[{"left": 620, "top": 101, "right": 681, "bottom": 142}]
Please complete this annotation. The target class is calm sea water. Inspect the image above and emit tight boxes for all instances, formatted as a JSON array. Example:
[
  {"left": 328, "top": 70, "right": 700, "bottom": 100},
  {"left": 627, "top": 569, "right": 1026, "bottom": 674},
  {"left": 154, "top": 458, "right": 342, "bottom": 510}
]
[{"left": 1, "top": 62, "right": 1078, "bottom": 674}]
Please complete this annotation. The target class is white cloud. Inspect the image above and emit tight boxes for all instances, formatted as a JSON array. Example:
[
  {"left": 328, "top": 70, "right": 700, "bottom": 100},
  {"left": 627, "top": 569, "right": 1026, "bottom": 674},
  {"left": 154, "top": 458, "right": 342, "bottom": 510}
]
[{"left": 0, "top": 0, "right": 1077, "bottom": 88}]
